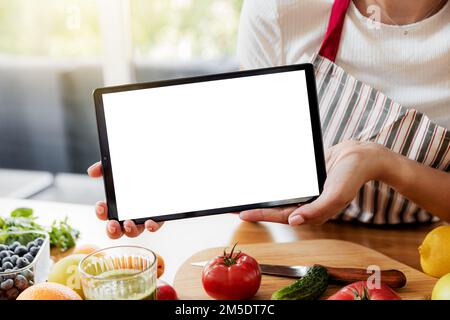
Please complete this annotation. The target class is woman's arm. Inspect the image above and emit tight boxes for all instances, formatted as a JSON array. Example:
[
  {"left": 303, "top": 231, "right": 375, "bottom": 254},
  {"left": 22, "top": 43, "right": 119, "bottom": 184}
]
[
  {"left": 239, "top": 140, "right": 450, "bottom": 225},
  {"left": 379, "top": 145, "right": 450, "bottom": 219}
]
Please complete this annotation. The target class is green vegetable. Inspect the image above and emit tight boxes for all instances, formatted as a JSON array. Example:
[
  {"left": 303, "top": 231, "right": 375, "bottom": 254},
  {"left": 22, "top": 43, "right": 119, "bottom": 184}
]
[
  {"left": 271, "top": 265, "right": 329, "bottom": 300},
  {"left": 48, "top": 217, "right": 80, "bottom": 251},
  {"left": 11, "top": 207, "right": 34, "bottom": 218},
  {"left": 0, "top": 207, "right": 80, "bottom": 251}
]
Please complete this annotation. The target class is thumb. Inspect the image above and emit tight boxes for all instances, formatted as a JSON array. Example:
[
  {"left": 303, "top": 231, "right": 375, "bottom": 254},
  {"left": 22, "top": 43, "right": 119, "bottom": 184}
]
[{"left": 288, "top": 189, "right": 347, "bottom": 225}]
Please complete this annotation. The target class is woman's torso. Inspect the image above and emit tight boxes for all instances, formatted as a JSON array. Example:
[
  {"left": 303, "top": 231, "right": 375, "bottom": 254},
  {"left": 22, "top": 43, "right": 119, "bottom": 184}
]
[{"left": 237, "top": 0, "right": 450, "bottom": 130}]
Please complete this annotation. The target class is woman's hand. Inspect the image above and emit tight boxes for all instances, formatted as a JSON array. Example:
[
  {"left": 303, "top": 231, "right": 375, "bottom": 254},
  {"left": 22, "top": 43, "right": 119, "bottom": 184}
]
[
  {"left": 87, "top": 162, "right": 164, "bottom": 239},
  {"left": 239, "top": 140, "right": 389, "bottom": 225}
]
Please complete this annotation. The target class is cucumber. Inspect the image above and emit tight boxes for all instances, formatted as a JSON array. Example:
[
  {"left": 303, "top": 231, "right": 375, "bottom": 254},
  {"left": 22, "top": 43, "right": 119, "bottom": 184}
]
[{"left": 271, "top": 265, "right": 329, "bottom": 300}]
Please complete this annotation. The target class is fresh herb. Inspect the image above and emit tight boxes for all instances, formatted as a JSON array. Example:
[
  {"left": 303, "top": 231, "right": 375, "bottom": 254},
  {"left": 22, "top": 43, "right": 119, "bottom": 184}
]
[
  {"left": 0, "top": 208, "right": 80, "bottom": 251},
  {"left": 11, "top": 207, "right": 34, "bottom": 218},
  {"left": 48, "top": 217, "right": 80, "bottom": 251}
]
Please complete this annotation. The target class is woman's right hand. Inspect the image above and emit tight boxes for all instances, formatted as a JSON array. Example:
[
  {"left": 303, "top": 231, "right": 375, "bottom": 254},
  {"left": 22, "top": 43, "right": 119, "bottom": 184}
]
[{"left": 87, "top": 162, "right": 164, "bottom": 239}]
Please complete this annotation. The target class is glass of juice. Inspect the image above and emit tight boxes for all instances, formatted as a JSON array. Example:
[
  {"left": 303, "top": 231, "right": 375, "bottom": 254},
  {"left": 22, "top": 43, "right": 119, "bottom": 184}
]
[{"left": 79, "top": 245, "right": 157, "bottom": 300}]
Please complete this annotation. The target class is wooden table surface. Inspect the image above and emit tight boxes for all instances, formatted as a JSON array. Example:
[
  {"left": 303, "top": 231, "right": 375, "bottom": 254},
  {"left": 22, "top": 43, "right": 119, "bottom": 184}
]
[{"left": 0, "top": 198, "right": 441, "bottom": 284}]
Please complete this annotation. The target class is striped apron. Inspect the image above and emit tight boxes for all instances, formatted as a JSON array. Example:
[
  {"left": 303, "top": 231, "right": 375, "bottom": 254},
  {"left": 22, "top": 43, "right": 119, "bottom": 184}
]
[{"left": 313, "top": 0, "right": 450, "bottom": 224}]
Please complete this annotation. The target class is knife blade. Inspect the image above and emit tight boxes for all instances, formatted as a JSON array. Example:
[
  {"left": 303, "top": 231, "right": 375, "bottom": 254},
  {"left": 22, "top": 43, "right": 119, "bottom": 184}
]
[
  {"left": 191, "top": 261, "right": 310, "bottom": 278},
  {"left": 190, "top": 261, "right": 407, "bottom": 288}
]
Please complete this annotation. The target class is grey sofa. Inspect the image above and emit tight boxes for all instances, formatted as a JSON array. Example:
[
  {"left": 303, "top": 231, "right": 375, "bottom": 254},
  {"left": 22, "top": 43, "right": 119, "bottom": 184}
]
[{"left": 0, "top": 57, "right": 238, "bottom": 174}]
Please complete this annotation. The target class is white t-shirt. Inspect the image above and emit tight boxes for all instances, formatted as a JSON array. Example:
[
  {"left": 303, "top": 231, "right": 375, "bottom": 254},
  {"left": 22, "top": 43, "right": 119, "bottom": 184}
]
[{"left": 237, "top": 0, "right": 450, "bottom": 129}]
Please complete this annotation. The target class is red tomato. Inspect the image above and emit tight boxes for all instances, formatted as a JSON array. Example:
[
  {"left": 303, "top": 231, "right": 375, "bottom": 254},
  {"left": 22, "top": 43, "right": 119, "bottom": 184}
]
[
  {"left": 328, "top": 281, "right": 401, "bottom": 300},
  {"left": 156, "top": 279, "right": 178, "bottom": 300},
  {"left": 202, "top": 244, "right": 261, "bottom": 300}
]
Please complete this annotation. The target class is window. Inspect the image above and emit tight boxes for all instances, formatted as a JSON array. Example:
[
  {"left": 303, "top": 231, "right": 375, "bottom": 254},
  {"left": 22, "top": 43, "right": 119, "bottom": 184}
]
[
  {"left": 0, "top": 0, "right": 101, "bottom": 57},
  {"left": 131, "top": 0, "right": 243, "bottom": 61},
  {"left": 0, "top": 0, "right": 243, "bottom": 175},
  {"left": 0, "top": 0, "right": 242, "bottom": 61}
]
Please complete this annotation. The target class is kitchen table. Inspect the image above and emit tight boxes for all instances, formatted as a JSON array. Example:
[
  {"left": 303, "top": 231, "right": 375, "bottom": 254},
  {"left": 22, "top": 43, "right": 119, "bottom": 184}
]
[{"left": 0, "top": 198, "right": 442, "bottom": 284}]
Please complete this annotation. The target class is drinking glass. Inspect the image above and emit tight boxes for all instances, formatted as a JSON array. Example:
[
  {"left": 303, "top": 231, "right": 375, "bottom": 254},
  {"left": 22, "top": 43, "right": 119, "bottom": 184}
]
[{"left": 79, "top": 245, "right": 157, "bottom": 300}]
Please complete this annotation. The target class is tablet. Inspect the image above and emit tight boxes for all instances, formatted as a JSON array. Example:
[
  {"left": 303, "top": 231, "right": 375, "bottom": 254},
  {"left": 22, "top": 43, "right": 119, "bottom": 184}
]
[{"left": 94, "top": 63, "right": 326, "bottom": 224}]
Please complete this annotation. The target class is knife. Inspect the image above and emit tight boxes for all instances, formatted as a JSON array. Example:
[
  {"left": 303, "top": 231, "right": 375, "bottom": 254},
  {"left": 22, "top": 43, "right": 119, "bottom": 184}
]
[{"left": 191, "top": 262, "right": 407, "bottom": 288}]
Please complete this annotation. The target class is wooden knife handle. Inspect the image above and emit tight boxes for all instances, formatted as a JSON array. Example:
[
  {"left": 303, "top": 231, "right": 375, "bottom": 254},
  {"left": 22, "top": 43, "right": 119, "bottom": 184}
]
[{"left": 317, "top": 265, "right": 407, "bottom": 288}]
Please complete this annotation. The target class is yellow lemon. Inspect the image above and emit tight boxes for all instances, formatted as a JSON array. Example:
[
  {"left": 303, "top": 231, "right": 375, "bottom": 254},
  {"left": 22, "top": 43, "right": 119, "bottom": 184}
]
[
  {"left": 432, "top": 273, "right": 450, "bottom": 300},
  {"left": 419, "top": 226, "right": 450, "bottom": 278}
]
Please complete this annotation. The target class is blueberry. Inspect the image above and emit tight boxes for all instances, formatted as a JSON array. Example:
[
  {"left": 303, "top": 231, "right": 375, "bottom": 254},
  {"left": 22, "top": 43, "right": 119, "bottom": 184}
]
[
  {"left": 14, "top": 246, "right": 28, "bottom": 257},
  {"left": 35, "top": 238, "right": 45, "bottom": 246},
  {"left": 21, "top": 269, "right": 34, "bottom": 281},
  {"left": 7, "top": 250, "right": 14, "bottom": 256},
  {"left": 23, "top": 253, "right": 34, "bottom": 263},
  {"left": 14, "top": 275, "right": 29, "bottom": 291},
  {"left": 3, "top": 269, "right": 13, "bottom": 275},
  {"left": 26, "top": 242, "right": 34, "bottom": 250},
  {"left": 8, "top": 242, "right": 20, "bottom": 251},
  {"left": 0, "top": 251, "right": 10, "bottom": 259},
  {"left": 2, "top": 271, "right": 15, "bottom": 280},
  {"left": 10, "top": 255, "right": 19, "bottom": 265},
  {"left": 0, "top": 278, "right": 14, "bottom": 290},
  {"left": 28, "top": 280, "right": 34, "bottom": 286},
  {"left": 0, "top": 276, "right": 3, "bottom": 283},
  {"left": 15, "top": 257, "right": 29, "bottom": 269},
  {"left": 5, "top": 287, "right": 19, "bottom": 299},
  {"left": 0, "top": 245, "right": 8, "bottom": 251},
  {"left": 2, "top": 262, "right": 13, "bottom": 270},
  {"left": 2, "top": 257, "right": 12, "bottom": 265},
  {"left": 29, "top": 246, "right": 40, "bottom": 257}
]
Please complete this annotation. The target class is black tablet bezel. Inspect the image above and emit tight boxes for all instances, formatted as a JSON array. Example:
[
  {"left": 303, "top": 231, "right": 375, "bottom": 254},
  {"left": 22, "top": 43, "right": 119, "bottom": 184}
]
[{"left": 93, "top": 63, "right": 327, "bottom": 224}]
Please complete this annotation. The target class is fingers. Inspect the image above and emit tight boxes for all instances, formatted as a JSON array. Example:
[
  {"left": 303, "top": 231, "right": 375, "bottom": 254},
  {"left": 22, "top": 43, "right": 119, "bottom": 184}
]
[
  {"left": 287, "top": 213, "right": 305, "bottom": 225},
  {"left": 123, "top": 220, "right": 145, "bottom": 238},
  {"left": 95, "top": 201, "right": 108, "bottom": 221},
  {"left": 106, "top": 220, "right": 123, "bottom": 239},
  {"left": 97, "top": 204, "right": 164, "bottom": 239},
  {"left": 97, "top": 202, "right": 123, "bottom": 239},
  {"left": 288, "top": 189, "right": 348, "bottom": 225},
  {"left": 87, "top": 162, "right": 103, "bottom": 178},
  {"left": 105, "top": 219, "right": 163, "bottom": 239},
  {"left": 144, "top": 220, "right": 164, "bottom": 232},
  {"left": 239, "top": 206, "right": 297, "bottom": 224}
]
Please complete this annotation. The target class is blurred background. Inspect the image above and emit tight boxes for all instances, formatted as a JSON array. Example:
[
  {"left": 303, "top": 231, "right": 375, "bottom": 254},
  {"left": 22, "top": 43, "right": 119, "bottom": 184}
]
[{"left": 0, "top": 0, "right": 242, "bottom": 204}]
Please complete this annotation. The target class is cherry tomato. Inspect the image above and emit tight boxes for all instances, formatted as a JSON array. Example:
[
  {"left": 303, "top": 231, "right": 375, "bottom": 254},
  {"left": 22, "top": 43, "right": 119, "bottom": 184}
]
[
  {"left": 156, "top": 279, "right": 178, "bottom": 300},
  {"left": 202, "top": 243, "right": 261, "bottom": 300},
  {"left": 328, "top": 281, "right": 401, "bottom": 300}
]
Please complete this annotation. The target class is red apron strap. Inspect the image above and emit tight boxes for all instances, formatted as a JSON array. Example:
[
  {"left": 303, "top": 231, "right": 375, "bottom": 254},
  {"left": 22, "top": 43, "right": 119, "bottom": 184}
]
[{"left": 318, "top": 0, "right": 351, "bottom": 62}]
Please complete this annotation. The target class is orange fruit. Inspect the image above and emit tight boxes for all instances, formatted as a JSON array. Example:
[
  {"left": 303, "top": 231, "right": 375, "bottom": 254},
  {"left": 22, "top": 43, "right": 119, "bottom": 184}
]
[
  {"left": 156, "top": 253, "right": 165, "bottom": 278},
  {"left": 72, "top": 244, "right": 100, "bottom": 255},
  {"left": 17, "top": 282, "right": 82, "bottom": 300}
]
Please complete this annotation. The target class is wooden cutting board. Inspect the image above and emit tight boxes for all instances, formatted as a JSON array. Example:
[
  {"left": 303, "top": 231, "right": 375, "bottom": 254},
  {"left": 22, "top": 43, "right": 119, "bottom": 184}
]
[{"left": 174, "top": 239, "right": 437, "bottom": 300}]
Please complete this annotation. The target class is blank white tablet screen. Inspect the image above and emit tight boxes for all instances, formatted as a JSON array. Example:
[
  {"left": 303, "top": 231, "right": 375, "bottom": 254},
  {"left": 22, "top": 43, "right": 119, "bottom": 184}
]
[{"left": 102, "top": 70, "right": 320, "bottom": 220}]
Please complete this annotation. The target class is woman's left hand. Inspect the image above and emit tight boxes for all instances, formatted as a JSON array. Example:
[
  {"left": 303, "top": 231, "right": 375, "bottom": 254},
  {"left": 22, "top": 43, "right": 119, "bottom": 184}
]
[{"left": 239, "top": 140, "right": 390, "bottom": 225}]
